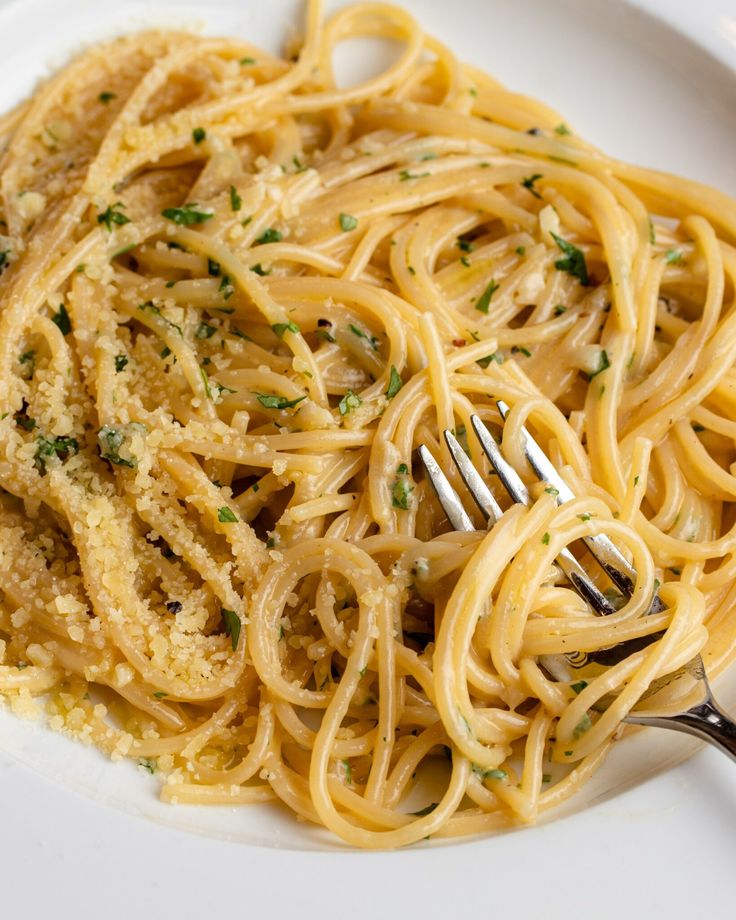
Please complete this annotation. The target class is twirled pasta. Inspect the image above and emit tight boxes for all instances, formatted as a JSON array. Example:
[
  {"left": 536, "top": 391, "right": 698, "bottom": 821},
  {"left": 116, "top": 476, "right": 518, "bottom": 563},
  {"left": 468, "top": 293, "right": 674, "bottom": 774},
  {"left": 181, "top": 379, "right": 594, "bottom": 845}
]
[{"left": 1, "top": 0, "right": 736, "bottom": 848}]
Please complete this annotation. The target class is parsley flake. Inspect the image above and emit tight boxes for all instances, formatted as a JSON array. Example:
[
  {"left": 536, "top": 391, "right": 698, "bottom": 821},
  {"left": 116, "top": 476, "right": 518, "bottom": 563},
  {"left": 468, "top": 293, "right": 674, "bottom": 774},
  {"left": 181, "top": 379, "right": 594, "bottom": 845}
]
[
  {"left": 386, "top": 365, "right": 403, "bottom": 399},
  {"left": 255, "top": 228, "right": 282, "bottom": 245},
  {"left": 221, "top": 608, "right": 241, "bottom": 651},
  {"left": 338, "top": 390, "right": 362, "bottom": 416},
  {"left": 339, "top": 212, "right": 358, "bottom": 232},
  {"left": 161, "top": 204, "right": 214, "bottom": 226},
  {"left": 475, "top": 279, "right": 500, "bottom": 314},
  {"left": 253, "top": 391, "right": 306, "bottom": 410},
  {"left": 550, "top": 232, "right": 589, "bottom": 285},
  {"left": 51, "top": 303, "right": 71, "bottom": 335},
  {"left": 97, "top": 202, "right": 130, "bottom": 231}
]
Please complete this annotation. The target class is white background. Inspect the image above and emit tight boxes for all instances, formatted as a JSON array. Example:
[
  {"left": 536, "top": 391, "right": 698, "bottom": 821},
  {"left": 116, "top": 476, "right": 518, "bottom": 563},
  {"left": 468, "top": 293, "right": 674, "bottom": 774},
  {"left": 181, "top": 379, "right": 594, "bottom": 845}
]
[{"left": 1, "top": 0, "right": 736, "bottom": 916}]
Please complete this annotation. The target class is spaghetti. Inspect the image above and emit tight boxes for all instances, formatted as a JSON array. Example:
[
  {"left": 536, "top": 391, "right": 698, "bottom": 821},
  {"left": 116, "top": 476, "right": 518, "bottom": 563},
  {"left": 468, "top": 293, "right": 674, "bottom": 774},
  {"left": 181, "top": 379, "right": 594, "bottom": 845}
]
[{"left": 1, "top": 0, "right": 736, "bottom": 848}]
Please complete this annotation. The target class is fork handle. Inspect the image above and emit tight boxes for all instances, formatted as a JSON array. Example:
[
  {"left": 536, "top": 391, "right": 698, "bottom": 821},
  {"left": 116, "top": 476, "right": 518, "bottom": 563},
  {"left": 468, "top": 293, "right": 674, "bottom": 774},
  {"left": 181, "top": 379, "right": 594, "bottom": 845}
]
[{"left": 626, "top": 696, "right": 736, "bottom": 763}]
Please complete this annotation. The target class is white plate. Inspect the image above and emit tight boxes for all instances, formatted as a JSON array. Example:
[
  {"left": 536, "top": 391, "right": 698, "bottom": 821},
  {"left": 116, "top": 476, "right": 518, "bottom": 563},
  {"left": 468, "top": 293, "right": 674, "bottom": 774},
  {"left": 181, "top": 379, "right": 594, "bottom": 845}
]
[{"left": 2, "top": 0, "right": 736, "bottom": 914}]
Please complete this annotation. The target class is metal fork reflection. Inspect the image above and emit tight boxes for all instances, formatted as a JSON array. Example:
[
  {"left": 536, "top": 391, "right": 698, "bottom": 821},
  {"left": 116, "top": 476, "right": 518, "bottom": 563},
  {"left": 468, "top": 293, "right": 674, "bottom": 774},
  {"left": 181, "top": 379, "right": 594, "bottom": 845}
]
[{"left": 419, "top": 406, "right": 736, "bottom": 762}]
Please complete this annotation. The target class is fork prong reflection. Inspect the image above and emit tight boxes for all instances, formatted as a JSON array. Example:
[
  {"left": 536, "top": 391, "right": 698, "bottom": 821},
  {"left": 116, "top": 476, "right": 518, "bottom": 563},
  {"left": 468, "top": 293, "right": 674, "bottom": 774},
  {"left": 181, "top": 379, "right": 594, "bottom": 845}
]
[
  {"left": 443, "top": 429, "right": 503, "bottom": 523},
  {"left": 418, "top": 444, "right": 474, "bottom": 533}
]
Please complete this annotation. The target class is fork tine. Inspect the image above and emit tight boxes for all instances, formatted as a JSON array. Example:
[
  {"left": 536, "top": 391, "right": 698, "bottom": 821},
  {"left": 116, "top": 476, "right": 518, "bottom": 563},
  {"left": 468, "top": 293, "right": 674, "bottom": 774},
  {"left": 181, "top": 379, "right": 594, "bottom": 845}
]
[
  {"left": 496, "top": 399, "right": 574, "bottom": 502},
  {"left": 443, "top": 430, "right": 503, "bottom": 523},
  {"left": 469, "top": 415, "right": 531, "bottom": 506},
  {"left": 495, "top": 399, "right": 665, "bottom": 612},
  {"left": 418, "top": 444, "right": 474, "bottom": 533},
  {"left": 470, "top": 414, "right": 615, "bottom": 616}
]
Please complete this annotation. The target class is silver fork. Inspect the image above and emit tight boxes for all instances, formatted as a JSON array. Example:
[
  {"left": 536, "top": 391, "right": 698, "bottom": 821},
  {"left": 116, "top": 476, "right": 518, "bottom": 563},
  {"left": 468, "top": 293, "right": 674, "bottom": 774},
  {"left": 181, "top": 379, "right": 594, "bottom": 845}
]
[{"left": 419, "top": 402, "right": 736, "bottom": 761}]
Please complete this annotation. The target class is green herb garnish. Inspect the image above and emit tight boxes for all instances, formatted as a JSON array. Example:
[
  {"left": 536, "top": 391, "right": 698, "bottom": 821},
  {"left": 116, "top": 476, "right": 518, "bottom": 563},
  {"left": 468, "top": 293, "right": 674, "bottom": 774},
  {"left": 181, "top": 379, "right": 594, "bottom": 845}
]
[
  {"left": 253, "top": 391, "right": 306, "bottom": 410},
  {"left": 550, "top": 232, "right": 589, "bottom": 285},
  {"left": 51, "top": 303, "right": 71, "bottom": 335},
  {"left": 386, "top": 366, "right": 403, "bottom": 399},
  {"left": 221, "top": 608, "right": 241, "bottom": 650},
  {"left": 339, "top": 212, "right": 358, "bottom": 232},
  {"left": 97, "top": 201, "right": 130, "bottom": 231},
  {"left": 255, "top": 228, "right": 282, "bottom": 245},
  {"left": 521, "top": 173, "right": 543, "bottom": 198},
  {"left": 161, "top": 203, "right": 214, "bottom": 226},
  {"left": 217, "top": 506, "right": 238, "bottom": 523},
  {"left": 585, "top": 349, "right": 610, "bottom": 381},
  {"left": 338, "top": 390, "right": 362, "bottom": 416},
  {"left": 272, "top": 321, "right": 299, "bottom": 337},
  {"left": 475, "top": 279, "right": 499, "bottom": 314},
  {"left": 98, "top": 425, "right": 138, "bottom": 468}
]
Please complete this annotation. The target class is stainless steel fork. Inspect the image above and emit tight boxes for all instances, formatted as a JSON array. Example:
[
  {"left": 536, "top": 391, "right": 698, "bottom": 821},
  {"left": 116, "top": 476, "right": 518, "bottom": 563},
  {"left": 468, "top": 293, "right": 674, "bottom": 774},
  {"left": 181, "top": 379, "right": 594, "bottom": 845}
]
[{"left": 419, "top": 401, "right": 736, "bottom": 762}]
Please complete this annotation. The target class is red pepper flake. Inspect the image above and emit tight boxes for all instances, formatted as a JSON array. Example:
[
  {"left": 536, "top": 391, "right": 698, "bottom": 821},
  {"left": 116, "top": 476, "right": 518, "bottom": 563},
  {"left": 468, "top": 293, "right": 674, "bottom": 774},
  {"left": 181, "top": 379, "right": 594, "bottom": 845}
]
[{"left": 452, "top": 338, "right": 467, "bottom": 347}]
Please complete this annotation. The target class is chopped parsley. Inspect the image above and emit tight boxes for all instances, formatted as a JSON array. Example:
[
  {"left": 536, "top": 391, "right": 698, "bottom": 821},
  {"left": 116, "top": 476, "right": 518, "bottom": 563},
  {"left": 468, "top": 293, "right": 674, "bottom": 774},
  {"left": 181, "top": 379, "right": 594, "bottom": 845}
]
[
  {"left": 221, "top": 608, "right": 241, "bottom": 651},
  {"left": 152, "top": 691, "right": 168, "bottom": 699},
  {"left": 541, "top": 532, "right": 550, "bottom": 545},
  {"left": 97, "top": 201, "right": 130, "bottom": 231},
  {"left": 98, "top": 425, "right": 138, "bottom": 468},
  {"left": 253, "top": 391, "right": 306, "bottom": 410},
  {"left": 515, "top": 245, "right": 526, "bottom": 256},
  {"left": 195, "top": 322, "right": 216, "bottom": 339},
  {"left": 229, "top": 185, "right": 242, "bottom": 212},
  {"left": 477, "top": 352, "right": 502, "bottom": 368},
  {"left": 550, "top": 232, "right": 589, "bottom": 285},
  {"left": 391, "top": 465, "right": 413, "bottom": 510},
  {"left": 161, "top": 203, "right": 214, "bottom": 225},
  {"left": 554, "top": 123, "right": 571, "bottom": 136},
  {"left": 250, "top": 263, "right": 270, "bottom": 276},
  {"left": 114, "top": 354, "right": 129, "bottom": 373},
  {"left": 0, "top": 249, "right": 10, "bottom": 270},
  {"left": 51, "top": 303, "right": 71, "bottom": 335},
  {"left": 585, "top": 349, "right": 610, "bottom": 381},
  {"left": 217, "top": 506, "right": 238, "bottom": 523},
  {"left": 472, "top": 764, "right": 507, "bottom": 780},
  {"left": 339, "top": 212, "right": 358, "bottom": 232},
  {"left": 573, "top": 713, "right": 592, "bottom": 739},
  {"left": 571, "top": 680, "right": 588, "bottom": 695},
  {"left": 665, "top": 249, "right": 682, "bottom": 264},
  {"left": 138, "top": 758, "right": 156, "bottom": 774},
  {"left": 457, "top": 237, "right": 475, "bottom": 253},
  {"left": 338, "top": 390, "right": 362, "bottom": 415},
  {"left": 521, "top": 173, "right": 543, "bottom": 199},
  {"left": 99, "top": 92, "right": 116, "bottom": 104},
  {"left": 34, "top": 434, "right": 78, "bottom": 472},
  {"left": 240, "top": 56, "right": 256, "bottom": 65},
  {"left": 386, "top": 365, "right": 403, "bottom": 399},
  {"left": 553, "top": 304, "right": 567, "bottom": 316},
  {"left": 349, "top": 323, "right": 378, "bottom": 350},
  {"left": 399, "top": 169, "right": 430, "bottom": 181},
  {"left": 255, "top": 228, "right": 282, "bottom": 245},
  {"left": 475, "top": 279, "right": 500, "bottom": 314},
  {"left": 511, "top": 345, "right": 532, "bottom": 358},
  {"left": 648, "top": 219, "right": 656, "bottom": 245},
  {"left": 272, "top": 321, "right": 299, "bottom": 337},
  {"left": 192, "top": 127, "right": 206, "bottom": 144}
]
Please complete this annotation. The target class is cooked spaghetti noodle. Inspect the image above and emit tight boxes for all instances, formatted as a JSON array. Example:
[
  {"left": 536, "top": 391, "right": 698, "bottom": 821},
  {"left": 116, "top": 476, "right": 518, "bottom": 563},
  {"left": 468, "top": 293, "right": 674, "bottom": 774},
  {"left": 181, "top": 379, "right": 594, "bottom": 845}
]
[{"left": 1, "top": 0, "right": 736, "bottom": 848}]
